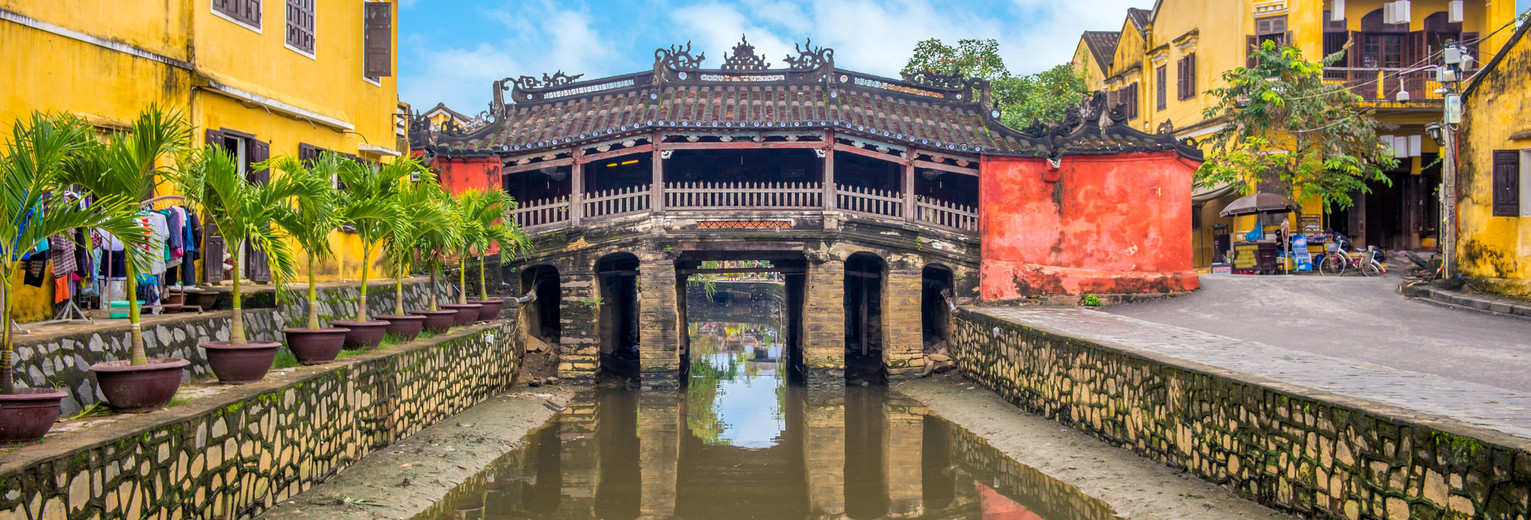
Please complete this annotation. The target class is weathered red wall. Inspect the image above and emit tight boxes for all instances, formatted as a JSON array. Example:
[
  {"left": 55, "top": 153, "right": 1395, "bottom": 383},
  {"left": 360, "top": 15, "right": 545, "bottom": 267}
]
[
  {"left": 431, "top": 156, "right": 500, "bottom": 195},
  {"left": 978, "top": 152, "right": 1200, "bottom": 300}
]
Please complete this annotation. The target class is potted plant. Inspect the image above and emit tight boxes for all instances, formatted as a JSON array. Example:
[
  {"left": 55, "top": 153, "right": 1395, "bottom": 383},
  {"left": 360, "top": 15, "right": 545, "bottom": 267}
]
[
  {"left": 459, "top": 189, "right": 530, "bottom": 322},
  {"left": 330, "top": 157, "right": 407, "bottom": 348},
  {"left": 375, "top": 165, "right": 448, "bottom": 340},
  {"left": 0, "top": 112, "right": 156, "bottom": 442},
  {"left": 178, "top": 146, "right": 325, "bottom": 384},
  {"left": 439, "top": 192, "right": 484, "bottom": 326},
  {"left": 268, "top": 153, "right": 348, "bottom": 364},
  {"left": 62, "top": 107, "right": 196, "bottom": 412},
  {"left": 409, "top": 185, "right": 464, "bottom": 333}
]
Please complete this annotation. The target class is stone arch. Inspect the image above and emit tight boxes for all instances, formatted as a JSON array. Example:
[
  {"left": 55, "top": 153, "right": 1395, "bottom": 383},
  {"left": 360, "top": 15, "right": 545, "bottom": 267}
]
[
  {"left": 595, "top": 252, "right": 642, "bottom": 381},
  {"left": 520, "top": 264, "right": 562, "bottom": 348},
  {"left": 844, "top": 251, "right": 887, "bottom": 384}
]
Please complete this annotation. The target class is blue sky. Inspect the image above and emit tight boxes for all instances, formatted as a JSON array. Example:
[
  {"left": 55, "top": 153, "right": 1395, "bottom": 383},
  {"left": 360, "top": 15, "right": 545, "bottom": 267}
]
[{"left": 398, "top": 0, "right": 1531, "bottom": 115}]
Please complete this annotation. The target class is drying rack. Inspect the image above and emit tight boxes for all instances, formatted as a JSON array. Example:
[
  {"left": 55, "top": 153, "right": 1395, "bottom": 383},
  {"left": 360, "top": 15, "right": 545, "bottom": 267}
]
[{"left": 15, "top": 191, "right": 93, "bottom": 332}]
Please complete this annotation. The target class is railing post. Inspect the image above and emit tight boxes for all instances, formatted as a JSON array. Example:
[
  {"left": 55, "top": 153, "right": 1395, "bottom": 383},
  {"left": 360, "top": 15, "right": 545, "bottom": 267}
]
[
  {"left": 652, "top": 131, "right": 664, "bottom": 215},
  {"left": 823, "top": 131, "right": 835, "bottom": 212},
  {"left": 571, "top": 149, "right": 584, "bottom": 227},
  {"left": 903, "top": 151, "right": 916, "bottom": 223}
]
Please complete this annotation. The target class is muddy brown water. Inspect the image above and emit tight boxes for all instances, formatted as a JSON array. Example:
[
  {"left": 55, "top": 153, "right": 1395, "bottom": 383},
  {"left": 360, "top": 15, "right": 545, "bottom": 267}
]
[{"left": 408, "top": 298, "right": 1127, "bottom": 520}]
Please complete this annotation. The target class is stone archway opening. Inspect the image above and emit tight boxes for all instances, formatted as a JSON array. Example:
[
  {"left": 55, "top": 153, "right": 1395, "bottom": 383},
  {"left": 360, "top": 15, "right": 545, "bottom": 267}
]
[
  {"left": 521, "top": 265, "right": 562, "bottom": 349},
  {"left": 921, "top": 265, "right": 954, "bottom": 351},
  {"left": 844, "top": 253, "right": 886, "bottom": 385},
  {"left": 596, "top": 253, "right": 642, "bottom": 382}
]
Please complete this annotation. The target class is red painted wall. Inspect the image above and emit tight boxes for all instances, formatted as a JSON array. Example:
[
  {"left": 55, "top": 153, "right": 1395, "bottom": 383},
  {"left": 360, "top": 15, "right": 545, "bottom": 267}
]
[
  {"left": 431, "top": 156, "right": 500, "bottom": 196},
  {"left": 978, "top": 152, "right": 1200, "bottom": 300}
]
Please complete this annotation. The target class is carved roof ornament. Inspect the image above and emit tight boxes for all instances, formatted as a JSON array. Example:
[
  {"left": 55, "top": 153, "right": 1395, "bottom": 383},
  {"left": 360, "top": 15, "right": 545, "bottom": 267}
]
[
  {"left": 720, "top": 35, "right": 771, "bottom": 71},
  {"left": 512, "top": 71, "right": 585, "bottom": 90},
  {"left": 655, "top": 41, "right": 706, "bottom": 70},
  {"left": 783, "top": 38, "right": 832, "bottom": 71},
  {"left": 901, "top": 69, "right": 968, "bottom": 89},
  {"left": 1157, "top": 120, "right": 1175, "bottom": 135}
]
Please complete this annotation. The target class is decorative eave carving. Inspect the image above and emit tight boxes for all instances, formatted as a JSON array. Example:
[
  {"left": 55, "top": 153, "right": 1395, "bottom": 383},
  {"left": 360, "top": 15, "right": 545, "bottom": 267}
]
[
  {"left": 655, "top": 41, "right": 706, "bottom": 71},
  {"left": 719, "top": 35, "right": 770, "bottom": 71},
  {"left": 783, "top": 39, "right": 832, "bottom": 71}
]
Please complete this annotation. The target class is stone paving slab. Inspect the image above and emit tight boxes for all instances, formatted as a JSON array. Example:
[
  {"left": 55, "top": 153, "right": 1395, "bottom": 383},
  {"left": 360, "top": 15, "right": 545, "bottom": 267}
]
[{"left": 970, "top": 306, "right": 1531, "bottom": 442}]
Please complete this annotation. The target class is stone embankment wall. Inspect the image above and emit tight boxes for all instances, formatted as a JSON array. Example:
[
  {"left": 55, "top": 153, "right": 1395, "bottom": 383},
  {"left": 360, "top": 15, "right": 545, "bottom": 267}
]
[
  {"left": 951, "top": 309, "right": 1531, "bottom": 520},
  {"left": 11, "top": 279, "right": 455, "bottom": 416},
  {"left": 0, "top": 321, "right": 524, "bottom": 520}
]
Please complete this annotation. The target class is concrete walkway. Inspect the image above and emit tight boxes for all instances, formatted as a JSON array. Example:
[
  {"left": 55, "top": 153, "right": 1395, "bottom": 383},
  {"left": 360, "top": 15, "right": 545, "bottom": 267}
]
[
  {"left": 975, "top": 306, "right": 1531, "bottom": 442},
  {"left": 1103, "top": 274, "right": 1531, "bottom": 393}
]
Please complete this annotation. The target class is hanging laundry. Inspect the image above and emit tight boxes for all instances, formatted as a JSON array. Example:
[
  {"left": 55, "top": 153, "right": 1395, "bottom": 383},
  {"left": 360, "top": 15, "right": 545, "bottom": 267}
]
[
  {"left": 54, "top": 276, "right": 70, "bottom": 304},
  {"left": 48, "top": 234, "right": 76, "bottom": 276},
  {"left": 137, "top": 212, "right": 169, "bottom": 275},
  {"left": 23, "top": 253, "right": 48, "bottom": 287}
]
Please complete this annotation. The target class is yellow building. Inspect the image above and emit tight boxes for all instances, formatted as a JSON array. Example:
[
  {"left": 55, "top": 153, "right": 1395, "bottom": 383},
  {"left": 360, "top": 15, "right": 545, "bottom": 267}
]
[
  {"left": 1079, "top": 0, "right": 1520, "bottom": 267},
  {"left": 1457, "top": 19, "right": 1531, "bottom": 298},
  {"left": 2, "top": 0, "right": 405, "bottom": 321}
]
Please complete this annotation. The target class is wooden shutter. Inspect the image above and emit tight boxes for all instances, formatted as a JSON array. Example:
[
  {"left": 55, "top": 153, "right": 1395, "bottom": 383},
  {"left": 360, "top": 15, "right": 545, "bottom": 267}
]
[
  {"left": 1493, "top": 150, "right": 1521, "bottom": 217},
  {"left": 364, "top": 2, "right": 393, "bottom": 78},
  {"left": 205, "top": 129, "right": 224, "bottom": 150},
  {"left": 1156, "top": 65, "right": 1167, "bottom": 111},
  {"left": 286, "top": 0, "right": 314, "bottom": 53},
  {"left": 1247, "top": 36, "right": 1259, "bottom": 68},
  {"left": 203, "top": 218, "right": 224, "bottom": 284},
  {"left": 247, "top": 139, "right": 270, "bottom": 185}
]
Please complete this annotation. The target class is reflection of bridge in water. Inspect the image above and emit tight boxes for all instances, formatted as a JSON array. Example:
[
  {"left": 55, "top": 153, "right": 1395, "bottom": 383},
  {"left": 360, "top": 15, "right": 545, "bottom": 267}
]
[{"left": 416, "top": 387, "right": 1122, "bottom": 520}]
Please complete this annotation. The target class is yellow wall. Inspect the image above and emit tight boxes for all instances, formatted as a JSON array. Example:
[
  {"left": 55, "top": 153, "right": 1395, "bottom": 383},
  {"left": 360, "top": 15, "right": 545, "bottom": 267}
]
[
  {"left": 1, "top": 0, "right": 401, "bottom": 321},
  {"left": 1072, "top": 40, "right": 1109, "bottom": 89},
  {"left": 1457, "top": 26, "right": 1531, "bottom": 299}
]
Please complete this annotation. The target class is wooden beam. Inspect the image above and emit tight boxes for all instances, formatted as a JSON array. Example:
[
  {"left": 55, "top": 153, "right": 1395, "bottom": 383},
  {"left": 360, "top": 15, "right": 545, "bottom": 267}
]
[
  {"left": 913, "top": 159, "right": 979, "bottom": 176},
  {"left": 596, "top": 269, "right": 640, "bottom": 277},
  {"left": 832, "top": 142, "right": 903, "bottom": 163},
  {"left": 502, "top": 157, "right": 573, "bottom": 175},
  {"left": 823, "top": 130, "right": 835, "bottom": 212},
  {"left": 652, "top": 130, "right": 664, "bottom": 213},
  {"left": 581, "top": 144, "right": 654, "bottom": 165},
  {"left": 904, "top": 152, "right": 917, "bottom": 223},
  {"left": 659, "top": 141, "right": 823, "bottom": 150},
  {"left": 569, "top": 148, "right": 584, "bottom": 226}
]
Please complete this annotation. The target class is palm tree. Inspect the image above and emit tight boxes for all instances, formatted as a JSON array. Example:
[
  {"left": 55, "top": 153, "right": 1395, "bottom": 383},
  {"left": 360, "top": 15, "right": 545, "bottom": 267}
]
[
  {"left": 335, "top": 158, "right": 411, "bottom": 323},
  {"left": 264, "top": 153, "right": 340, "bottom": 330},
  {"left": 59, "top": 105, "right": 190, "bottom": 366},
  {"left": 459, "top": 189, "right": 531, "bottom": 303},
  {"left": 176, "top": 146, "right": 325, "bottom": 346},
  {"left": 1, "top": 112, "right": 151, "bottom": 395},
  {"left": 381, "top": 169, "right": 455, "bottom": 317},
  {"left": 418, "top": 187, "right": 465, "bottom": 313}
]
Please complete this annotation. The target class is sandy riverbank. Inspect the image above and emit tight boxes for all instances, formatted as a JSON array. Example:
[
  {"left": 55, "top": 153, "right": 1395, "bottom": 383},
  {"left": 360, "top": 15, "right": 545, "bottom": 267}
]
[
  {"left": 257, "top": 387, "right": 574, "bottom": 520},
  {"left": 896, "top": 374, "right": 1294, "bottom": 520}
]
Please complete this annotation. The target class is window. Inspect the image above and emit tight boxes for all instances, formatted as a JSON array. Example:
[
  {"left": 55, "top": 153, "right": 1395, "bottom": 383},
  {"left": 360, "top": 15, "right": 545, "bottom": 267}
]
[
  {"left": 1122, "top": 83, "right": 1138, "bottom": 121},
  {"left": 1492, "top": 150, "right": 1521, "bottom": 217},
  {"left": 1363, "top": 34, "right": 1404, "bottom": 68},
  {"left": 213, "top": 0, "right": 262, "bottom": 30},
  {"left": 1156, "top": 65, "right": 1167, "bottom": 111},
  {"left": 1256, "top": 15, "right": 1289, "bottom": 47},
  {"left": 206, "top": 129, "right": 269, "bottom": 184},
  {"left": 364, "top": 2, "right": 393, "bottom": 80},
  {"left": 285, "top": 0, "right": 314, "bottom": 55},
  {"left": 1177, "top": 54, "right": 1196, "bottom": 100}
]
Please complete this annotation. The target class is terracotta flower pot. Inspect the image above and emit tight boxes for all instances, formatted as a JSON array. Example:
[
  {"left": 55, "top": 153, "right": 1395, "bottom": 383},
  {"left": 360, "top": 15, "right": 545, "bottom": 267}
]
[
  {"left": 410, "top": 310, "right": 458, "bottom": 333},
  {"left": 330, "top": 320, "right": 389, "bottom": 349},
  {"left": 468, "top": 299, "right": 505, "bottom": 322},
  {"left": 374, "top": 315, "right": 425, "bottom": 341},
  {"left": 440, "top": 303, "right": 482, "bottom": 327},
  {"left": 282, "top": 328, "right": 350, "bottom": 365},
  {"left": 89, "top": 358, "right": 190, "bottom": 412},
  {"left": 201, "top": 341, "right": 280, "bottom": 384},
  {"left": 0, "top": 388, "right": 68, "bottom": 445}
]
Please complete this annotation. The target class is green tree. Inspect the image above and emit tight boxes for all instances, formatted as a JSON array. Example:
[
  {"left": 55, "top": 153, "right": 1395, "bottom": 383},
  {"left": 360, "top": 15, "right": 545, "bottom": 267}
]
[
  {"left": 263, "top": 153, "right": 341, "bottom": 330},
  {"left": 901, "top": 38, "right": 1089, "bottom": 125},
  {"left": 336, "top": 159, "right": 413, "bottom": 322},
  {"left": 1197, "top": 41, "right": 1397, "bottom": 210},
  {"left": 381, "top": 166, "right": 455, "bottom": 316}
]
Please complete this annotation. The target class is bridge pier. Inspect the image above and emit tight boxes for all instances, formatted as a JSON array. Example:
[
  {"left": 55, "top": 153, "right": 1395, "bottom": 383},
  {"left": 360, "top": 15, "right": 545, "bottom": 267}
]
[
  {"left": 802, "top": 388, "right": 846, "bottom": 517},
  {"left": 882, "top": 267, "right": 926, "bottom": 380},
  {"left": 802, "top": 257, "right": 846, "bottom": 388},
  {"left": 638, "top": 391, "right": 681, "bottom": 519},
  {"left": 559, "top": 269, "right": 600, "bottom": 383},
  {"left": 638, "top": 257, "right": 681, "bottom": 388}
]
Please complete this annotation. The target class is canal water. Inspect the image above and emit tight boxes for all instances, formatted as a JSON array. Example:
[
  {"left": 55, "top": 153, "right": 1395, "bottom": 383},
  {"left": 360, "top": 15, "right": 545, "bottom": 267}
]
[{"left": 412, "top": 285, "right": 1121, "bottom": 519}]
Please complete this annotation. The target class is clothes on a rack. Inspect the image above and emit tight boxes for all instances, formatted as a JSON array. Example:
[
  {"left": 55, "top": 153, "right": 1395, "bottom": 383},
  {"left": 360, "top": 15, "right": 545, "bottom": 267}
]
[
  {"left": 23, "top": 254, "right": 47, "bottom": 287},
  {"left": 48, "top": 234, "right": 76, "bottom": 276}
]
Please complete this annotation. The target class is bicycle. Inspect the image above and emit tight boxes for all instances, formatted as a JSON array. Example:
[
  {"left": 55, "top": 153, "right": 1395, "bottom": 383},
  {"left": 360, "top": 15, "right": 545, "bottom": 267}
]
[{"left": 1317, "top": 245, "right": 1385, "bottom": 277}]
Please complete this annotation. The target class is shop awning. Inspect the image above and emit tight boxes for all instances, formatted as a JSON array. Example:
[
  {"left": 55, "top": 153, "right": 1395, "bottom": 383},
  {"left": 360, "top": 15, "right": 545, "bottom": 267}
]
[
  {"left": 1192, "top": 183, "right": 1242, "bottom": 203},
  {"left": 1219, "top": 193, "right": 1294, "bottom": 217}
]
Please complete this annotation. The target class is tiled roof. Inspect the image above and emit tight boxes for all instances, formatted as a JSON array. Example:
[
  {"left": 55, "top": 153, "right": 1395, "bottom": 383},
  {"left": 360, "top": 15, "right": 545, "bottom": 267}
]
[
  {"left": 1126, "top": 8, "right": 1153, "bottom": 32},
  {"left": 1081, "top": 31, "right": 1122, "bottom": 73},
  {"left": 416, "top": 38, "right": 1198, "bottom": 161}
]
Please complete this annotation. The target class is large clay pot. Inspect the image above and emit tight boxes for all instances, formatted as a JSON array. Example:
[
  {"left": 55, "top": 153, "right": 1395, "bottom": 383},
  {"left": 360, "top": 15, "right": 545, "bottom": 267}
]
[
  {"left": 468, "top": 299, "right": 505, "bottom": 322},
  {"left": 0, "top": 388, "right": 68, "bottom": 445},
  {"left": 410, "top": 310, "right": 458, "bottom": 333},
  {"left": 374, "top": 315, "right": 425, "bottom": 341},
  {"left": 330, "top": 320, "right": 389, "bottom": 349},
  {"left": 89, "top": 358, "right": 190, "bottom": 412},
  {"left": 201, "top": 341, "right": 280, "bottom": 384},
  {"left": 440, "top": 303, "right": 482, "bottom": 327},
  {"left": 281, "top": 328, "right": 350, "bottom": 365}
]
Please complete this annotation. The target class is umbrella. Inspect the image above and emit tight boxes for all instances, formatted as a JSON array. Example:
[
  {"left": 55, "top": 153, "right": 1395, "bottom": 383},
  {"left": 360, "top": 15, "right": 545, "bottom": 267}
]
[{"left": 1219, "top": 193, "right": 1293, "bottom": 217}]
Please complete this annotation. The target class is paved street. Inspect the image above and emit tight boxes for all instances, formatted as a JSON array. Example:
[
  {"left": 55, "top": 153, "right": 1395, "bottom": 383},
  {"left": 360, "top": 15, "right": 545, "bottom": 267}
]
[
  {"left": 976, "top": 306, "right": 1531, "bottom": 441},
  {"left": 1105, "top": 273, "right": 1531, "bottom": 393}
]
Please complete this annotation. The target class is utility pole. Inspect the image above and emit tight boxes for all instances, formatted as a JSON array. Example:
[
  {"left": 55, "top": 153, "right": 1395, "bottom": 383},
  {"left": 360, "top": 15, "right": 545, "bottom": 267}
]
[{"left": 1432, "top": 40, "right": 1472, "bottom": 280}]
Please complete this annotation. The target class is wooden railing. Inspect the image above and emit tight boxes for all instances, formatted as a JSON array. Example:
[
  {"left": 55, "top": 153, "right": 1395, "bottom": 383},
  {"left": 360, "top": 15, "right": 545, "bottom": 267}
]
[
  {"left": 836, "top": 185, "right": 903, "bottom": 219},
  {"left": 1323, "top": 67, "right": 1438, "bottom": 101},
  {"left": 582, "top": 185, "right": 651, "bottom": 221},
  {"left": 916, "top": 198, "right": 979, "bottom": 232},
  {"left": 665, "top": 181, "right": 823, "bottom": 209},
  {"left": 512, "top": 196, "right": 571, "bottom": 230}
]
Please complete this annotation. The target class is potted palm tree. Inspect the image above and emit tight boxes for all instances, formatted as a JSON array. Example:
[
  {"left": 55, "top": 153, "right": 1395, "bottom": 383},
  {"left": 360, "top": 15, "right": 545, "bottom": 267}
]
[
  {"left": 439, "top": 192, "right": 484, "bottom": 326},
  {"left": 63, "top": 107, "right": 196, "bottom": 412},
  {"left": 461, "top": 189, "right": 530, "bottom": 322},
  {"left": 330, "top": 158, "right": 408, "bottom": 348},
  {"left": 375, "top": 166, "right": 447, "bottom": 340},
  {"left": 268, "top": 153, "right": 348, "bottom": 364},
  {"left": 0, "top": 112, "right": 154, "bottom": 442},
  {"left": 409, "top": 186, "right": 465, "bottom": 333},
  {"left": 179, "top": 146, "right": 325, "bottom": 384}
]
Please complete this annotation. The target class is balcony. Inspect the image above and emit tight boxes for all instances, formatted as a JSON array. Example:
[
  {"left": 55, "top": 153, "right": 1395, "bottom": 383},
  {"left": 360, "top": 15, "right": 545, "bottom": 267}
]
[{"left": 1324, "top": 67, "right": 1446, "bottom": 106}]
